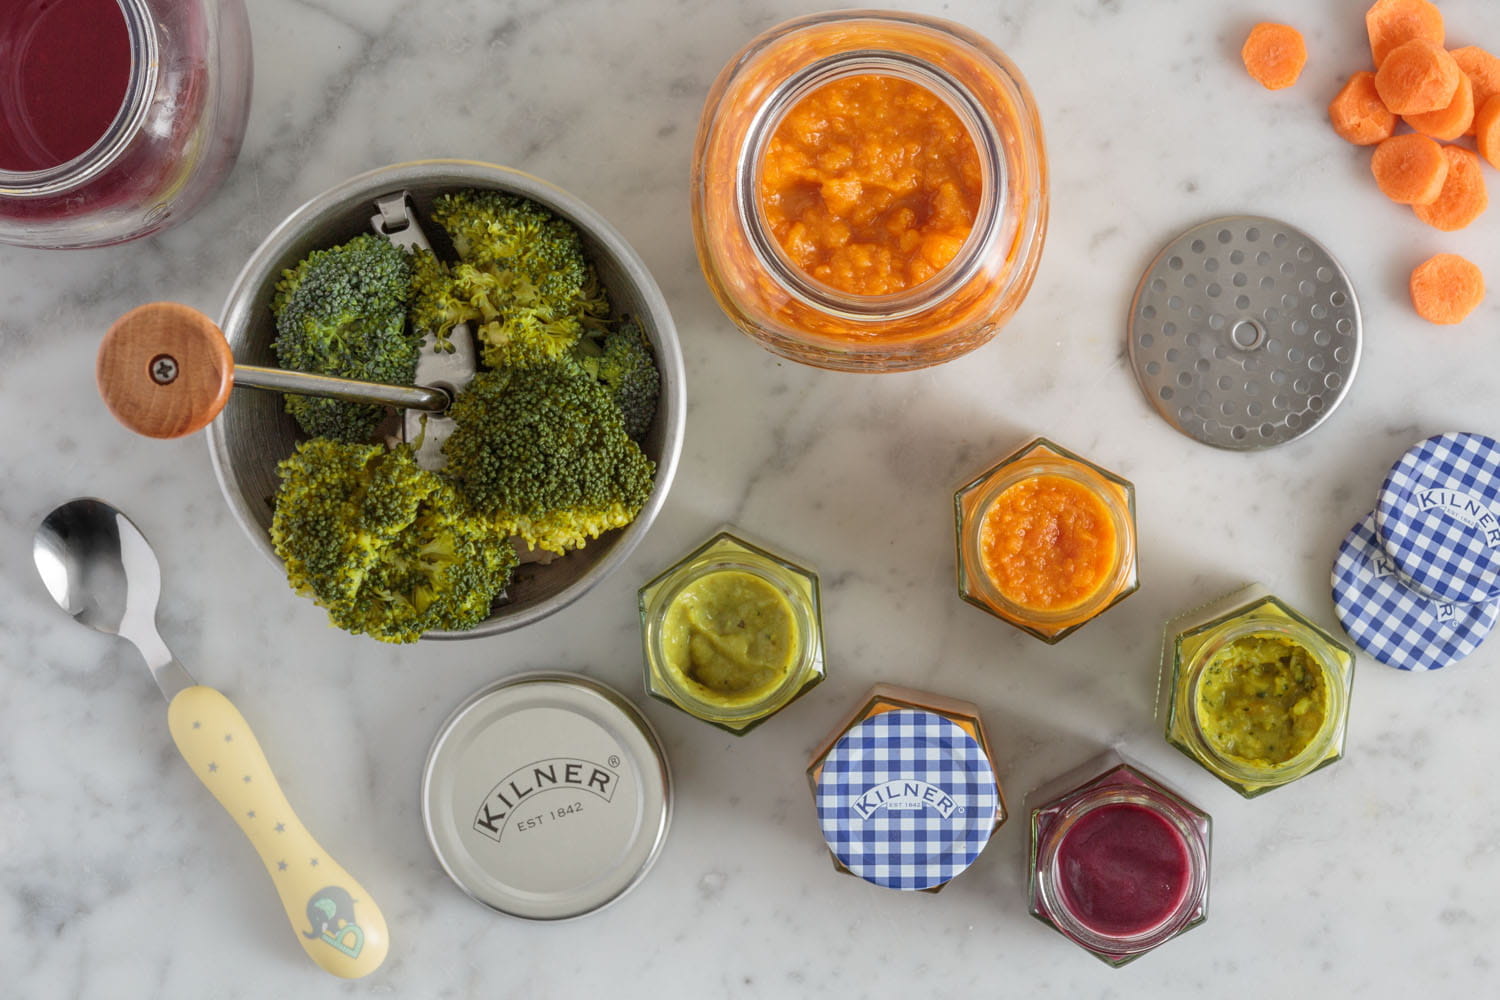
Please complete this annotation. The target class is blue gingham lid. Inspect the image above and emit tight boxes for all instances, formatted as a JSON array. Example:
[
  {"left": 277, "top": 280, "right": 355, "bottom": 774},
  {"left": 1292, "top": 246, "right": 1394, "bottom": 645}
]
[
  {"left": 1333, "top": 512, "right": 1498, "bottom": 671},
  {"left": 814, "top": 709, "right": 998, "bottom": 891},
  {"left": 1374, "top": 432, "right": 1500, "bottom": 605}
]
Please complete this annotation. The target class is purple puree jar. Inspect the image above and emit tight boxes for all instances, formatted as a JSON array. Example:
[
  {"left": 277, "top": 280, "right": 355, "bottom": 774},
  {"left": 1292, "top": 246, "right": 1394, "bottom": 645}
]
[{"left": 0, "top": 0, "right": 252, "bottom": 249}]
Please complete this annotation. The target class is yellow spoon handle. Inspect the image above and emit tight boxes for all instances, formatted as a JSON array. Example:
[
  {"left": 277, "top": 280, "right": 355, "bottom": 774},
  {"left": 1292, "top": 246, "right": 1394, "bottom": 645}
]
[{"left": 166, "top": 686, "right": 389, "bottom": 978}]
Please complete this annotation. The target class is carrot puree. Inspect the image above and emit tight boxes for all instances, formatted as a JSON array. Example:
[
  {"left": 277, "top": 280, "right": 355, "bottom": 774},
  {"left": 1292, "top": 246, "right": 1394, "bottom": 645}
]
[
  {"left": 980, "top": 475, "right": 1118, "bottom": 612},
  {"left": 758, "top": 74, "right": 982, "bottom": 296}
]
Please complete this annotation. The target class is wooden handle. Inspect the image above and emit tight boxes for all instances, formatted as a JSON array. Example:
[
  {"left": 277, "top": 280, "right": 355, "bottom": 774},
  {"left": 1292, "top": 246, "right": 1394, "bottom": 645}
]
[
  {"left": 168, "top": 686, "right": 390, "bottom": 978},
  {"left": 97, "top": 302, "right": 235, "bottom": 438}
]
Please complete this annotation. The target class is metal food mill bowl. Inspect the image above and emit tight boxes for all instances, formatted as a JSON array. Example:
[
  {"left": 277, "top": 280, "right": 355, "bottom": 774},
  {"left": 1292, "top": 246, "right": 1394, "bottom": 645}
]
[{"left": 208, "top": 160, "right": 685, "bottom": 639}]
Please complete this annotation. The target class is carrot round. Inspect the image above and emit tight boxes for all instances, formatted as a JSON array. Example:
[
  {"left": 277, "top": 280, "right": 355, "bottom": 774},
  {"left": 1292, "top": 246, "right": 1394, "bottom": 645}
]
[
  {"left": 1329, "top": 71, "right": 1398, "bottom": 145},
  {"left": 1366, "top": 0, "right": 1445, "bottom": 67},
  {"left": 1242, "top": 23, "right": 1307, "bottom": 90},
  {"left": 1410, "top": 254, "right": 1485, "bottom": 324},
  {"left": 1452, "top": 47, "right": 1500, "bottom": 135},
  {"left": 1475, "top": 95, "right": 1500, "bottom": 169},
  {"left": 1406, "top": 72, "right": 1474, "bottom": 141},
  {"left": 1375, "top": 39, "right": 1461, "bottom": 114},
  {"left": 1371, "top": 133, "right": 1450, "bottom": 205},
  {"left": 1413, "top": 146, "right": 1488, "bottom": 231}
]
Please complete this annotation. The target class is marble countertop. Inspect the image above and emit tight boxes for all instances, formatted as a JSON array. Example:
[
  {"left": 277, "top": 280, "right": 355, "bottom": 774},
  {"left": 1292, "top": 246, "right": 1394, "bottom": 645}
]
[{"left": 4, "top": 0, "right": 1499, "bottom": 995}]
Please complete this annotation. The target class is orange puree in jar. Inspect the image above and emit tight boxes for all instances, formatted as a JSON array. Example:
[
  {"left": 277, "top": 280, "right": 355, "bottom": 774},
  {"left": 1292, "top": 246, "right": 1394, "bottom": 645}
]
[
  {"left": 758, "top": 74, "right": 982, "bottom": 296},
  {"left": 980, "top": 475, "right": 1119, "bottom": 612}
]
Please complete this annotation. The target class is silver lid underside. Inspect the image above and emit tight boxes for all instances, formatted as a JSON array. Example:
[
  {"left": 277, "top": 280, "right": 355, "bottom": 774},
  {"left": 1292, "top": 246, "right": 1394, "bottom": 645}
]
[{"left": 1128, "top": 216, "right": 1361, "bottom": 451}]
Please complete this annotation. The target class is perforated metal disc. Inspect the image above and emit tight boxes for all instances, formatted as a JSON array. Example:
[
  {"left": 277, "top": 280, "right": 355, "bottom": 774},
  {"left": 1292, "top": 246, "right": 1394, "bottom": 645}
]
[{"left": 1128, "top": 216, "right": 1361, "bottom": 450}]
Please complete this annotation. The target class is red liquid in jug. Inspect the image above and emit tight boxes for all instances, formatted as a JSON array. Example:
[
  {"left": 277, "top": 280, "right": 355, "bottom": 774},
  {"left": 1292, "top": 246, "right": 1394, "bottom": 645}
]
[{"left": 0, "top": 0, "right": 133, "bottom": 172}]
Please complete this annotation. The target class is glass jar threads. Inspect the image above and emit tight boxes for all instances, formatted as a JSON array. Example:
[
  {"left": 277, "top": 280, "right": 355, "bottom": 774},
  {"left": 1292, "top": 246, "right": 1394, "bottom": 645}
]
[
  {"left": 639, "top": 531, "right": 825, "bottom": 734},
  {"left": 1027, "top": 753, "right": 1210, "bottom": 967},
  {"left": 806, "top": 685, "right": 1005, "bottom": 891},
  {"left": 691, "top": 9, "right": 1047, "bottom": 372},
  {"left": 0, "top": 0, "right": 253, "bottom": 249},
  {"left": 956, "top": 437, "right": 1139, "bottom": 642},
  {"left": 1161, "top": 585, "right": 1355, "bottom": 797}
]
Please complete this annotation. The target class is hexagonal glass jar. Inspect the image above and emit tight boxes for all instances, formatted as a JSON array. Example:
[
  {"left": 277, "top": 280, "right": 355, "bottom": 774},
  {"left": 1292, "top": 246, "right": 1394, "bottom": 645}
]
[
  {"left": 639, "top": 531, "right": 824, "bottom": 734},
  {"left": 1027, "top": 752, "right": 1210, "bottom": 967},
  {"left": 1160, "top": 585, "right": 1355, "bottom": 797},
  {"left": 955, "top": 437, "right": 1139, "bottom": 642},
  {"left": 806, "top": 684, "right": 1007, "bottom": 892}
]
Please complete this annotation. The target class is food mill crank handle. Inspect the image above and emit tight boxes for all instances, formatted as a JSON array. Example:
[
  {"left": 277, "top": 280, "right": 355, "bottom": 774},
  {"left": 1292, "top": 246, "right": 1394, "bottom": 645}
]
[{"left": 166, "top": 686, "right": 389, "bottom": 978}]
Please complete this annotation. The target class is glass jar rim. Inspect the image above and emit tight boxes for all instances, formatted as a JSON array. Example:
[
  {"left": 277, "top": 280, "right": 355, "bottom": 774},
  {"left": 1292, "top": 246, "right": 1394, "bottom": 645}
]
[
  {"left": 961, "top": 456, "right": 1136, "bottom": 627},
  {"left": 1036, "top": 785, "right": 1208, "bottom": 955},
  {"left": 1181, "top": 615, "right": 1349, "bottom": 785},
  {"left": 737, "top": 48, "right": 1005, "bottom": 321},
  {"left": 643, "top": 553, "right": 818, "bottom": 724},
  {"left": 0, "top": 0, "right": 157, "bottom": 197}
]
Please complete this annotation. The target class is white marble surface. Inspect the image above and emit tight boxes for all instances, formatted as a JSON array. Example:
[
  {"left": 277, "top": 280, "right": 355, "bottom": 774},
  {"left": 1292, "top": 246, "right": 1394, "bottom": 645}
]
[{"left": 4, "top": 0, "right": 1500, "bottom": 995}]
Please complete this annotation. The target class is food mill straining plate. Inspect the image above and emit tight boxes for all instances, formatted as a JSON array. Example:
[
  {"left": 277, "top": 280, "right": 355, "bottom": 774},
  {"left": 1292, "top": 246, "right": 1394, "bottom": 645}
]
[{"left": 1127, "top": 216, "right": 1361, "bottom": 451}]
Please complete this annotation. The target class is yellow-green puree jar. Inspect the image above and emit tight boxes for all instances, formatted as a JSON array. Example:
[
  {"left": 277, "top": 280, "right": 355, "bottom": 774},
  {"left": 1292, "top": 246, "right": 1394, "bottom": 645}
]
[
  {"left": 1162, "top": 585, "right": 1354, "bottom": 797},
  {"left": 639, "top": 531, "right": 825, "bottom": 734}
]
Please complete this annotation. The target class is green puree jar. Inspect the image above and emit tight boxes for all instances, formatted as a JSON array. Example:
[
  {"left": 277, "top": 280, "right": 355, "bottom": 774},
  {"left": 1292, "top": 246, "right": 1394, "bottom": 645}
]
[
  {"left": 1160, "top": 584, "right": 1355, "bottom": 797},
  {"left": 638, "top": 531, "right": 825, "bottom": 734}
]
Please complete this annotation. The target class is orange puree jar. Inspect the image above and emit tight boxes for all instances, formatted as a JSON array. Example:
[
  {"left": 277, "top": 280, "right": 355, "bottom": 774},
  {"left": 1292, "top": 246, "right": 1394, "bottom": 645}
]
[
  {"left": 955, "top": 438, "right": 1139, "bottom": 643},
  {"left": 692, "top": 10, "right": 1048, "bottom": 372}
]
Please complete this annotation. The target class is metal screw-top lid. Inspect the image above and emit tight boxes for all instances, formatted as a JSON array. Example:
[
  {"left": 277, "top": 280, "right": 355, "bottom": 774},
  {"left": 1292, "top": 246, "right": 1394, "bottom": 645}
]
[
  {"left": 1128, "top": 216, "right": 1361, "bottom": 450},
  {"left": 815, "top": 709, "right": 999, "bottom": 891},
  {"left": 422, "top": 673, "right": 671, "bottom": 920},
  {"left": 1374, "top": 432, "right": 1500, "bottom": 605},
  {"left": 1332, "top": 512, "right": 1497, "bottom": 671}
]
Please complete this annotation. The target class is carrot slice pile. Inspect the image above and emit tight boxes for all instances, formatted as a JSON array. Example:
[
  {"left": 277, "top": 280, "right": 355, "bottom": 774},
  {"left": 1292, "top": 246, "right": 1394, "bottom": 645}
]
[
  {"left": 1242, "top": 23, "right": 1307, "bottom": 90},
  {"left": 1476, "top": 95, "right": 1500, "bottom": 169},
  {"left": 1413, "top": 146, "right": 1488, "bottom": 230},
  {"left": 1375, "top": 39, "right": 1462, "bottom": 114},
  {"left": 1452, "top": 47, "right": 1500, "bottom": 135},
  {"left": 1330, "top": 72, "right": 1398, "bottom": 145},
  {"left": 1366, "top": 0, "right": 1445, "bottom": 67},
  {"left": 1371, "top": 133, "right": 1450, "bottom": 204},
  {"left": 1409, "top": 254, "right": 1485, "bottom": 324},
  {"left": 1406, "top": 72, "right": 1474, "bottom": 141}
]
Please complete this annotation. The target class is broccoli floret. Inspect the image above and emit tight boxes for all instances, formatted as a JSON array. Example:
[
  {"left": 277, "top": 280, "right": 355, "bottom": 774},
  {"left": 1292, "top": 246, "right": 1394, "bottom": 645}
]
[
  {"left": 408, "top": 191, "right": 610, "bottom": 369},
  {"left": 272, "top": 234, "right": 417, "bottom": 443},
  {"left": 572, "top": 320, "right": 660, "bottom": 440},
  {"left": 271, "top": 438, "right": 517, "bottom": 643},
  {"left": 442, "top": 362, "right": 656, "bottom": 554}
]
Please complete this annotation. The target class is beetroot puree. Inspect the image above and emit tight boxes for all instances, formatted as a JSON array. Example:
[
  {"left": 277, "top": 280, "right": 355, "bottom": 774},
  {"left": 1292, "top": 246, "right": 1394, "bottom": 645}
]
[
  {"left": 0, "top": 0, "right": 132, "bottom": 171},
  {"left": 1057, "top": 802, "right": 1191, "bottom": 937}
]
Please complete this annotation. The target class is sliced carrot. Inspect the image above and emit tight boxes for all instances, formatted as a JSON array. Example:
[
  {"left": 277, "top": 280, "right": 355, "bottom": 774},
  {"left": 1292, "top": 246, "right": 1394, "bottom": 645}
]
[
  {"left": 1406, "top": 72, "right": 1474, "bottom": 141},
  {"left": 1242, "top": 23, "right": 1307, "bottom": 90},
  {"left": 1414, "top": 146, "right": 1489, "bottom": 230},
  {"left": 1452, "top": 47, "right": 1500, "bottom": 135},
  {"left": 1376, "top": 40, "right": 1461, "bottom": 114},
  {"left": 1371, "top": 133, "right": 1450, "bottom": 204},
  {"left": 1410, "top": 254, "right": 1485, "bottom": 324},
  {"left": 1366, "top": 0, "right": 1445, "bottom": 67},
  {"left": 1330, "top": 71, "right": 1398, "bottom": 145},
  {"left": 1475, "top": 95, "right": 1500, "bottom": 169}
]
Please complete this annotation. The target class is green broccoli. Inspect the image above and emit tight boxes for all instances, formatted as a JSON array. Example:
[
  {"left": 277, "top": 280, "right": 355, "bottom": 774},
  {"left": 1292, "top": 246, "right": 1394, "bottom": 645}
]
[
  {"left": 572, "top": 320, "right": 660, "bottom": 440},
  {"left": 408, "top": 191, "right": 609, "bottom": 369},
  {"left": 271, "top": 438, "right": 518, "bottom": 643},
  {"left": 272, "top": 234, "right": 417, "bottom": 443},
  {"left": 442, "top": 362, "right": 656, "bottom": 555}
]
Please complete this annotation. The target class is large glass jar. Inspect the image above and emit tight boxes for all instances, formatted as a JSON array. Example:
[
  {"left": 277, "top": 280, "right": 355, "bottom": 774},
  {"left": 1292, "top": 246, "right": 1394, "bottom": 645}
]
[
  {"left": 0, "top": 0, "right": 252, "bottom": 249},
  {"left": 691, "top": 9, "right": 1047, "bottom": 372}
]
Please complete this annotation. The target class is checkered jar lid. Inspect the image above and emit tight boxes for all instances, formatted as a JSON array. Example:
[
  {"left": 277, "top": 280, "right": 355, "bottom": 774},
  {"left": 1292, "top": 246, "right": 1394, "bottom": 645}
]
[
  {"left": 1374, "top": 432, "right": 1500, "bottom": 605},
  {"left": 814, "top": 709, "right": 998, "bottom": 891},
  {"left": 1333, "top": 512, "right": 1498, "bottom": 671}
]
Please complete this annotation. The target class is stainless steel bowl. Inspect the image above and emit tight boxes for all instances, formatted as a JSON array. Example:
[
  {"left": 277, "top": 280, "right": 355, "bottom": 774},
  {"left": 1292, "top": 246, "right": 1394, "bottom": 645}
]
[{"left": 207, "top": 160, "right": 685, "bottom": 639}]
